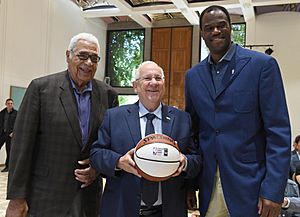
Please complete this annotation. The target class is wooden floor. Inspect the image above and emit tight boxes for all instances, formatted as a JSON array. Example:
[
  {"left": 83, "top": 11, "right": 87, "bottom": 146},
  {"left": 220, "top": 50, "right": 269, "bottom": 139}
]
[{"left": 0, "top": 166, "right": 9, "bottom": 217}]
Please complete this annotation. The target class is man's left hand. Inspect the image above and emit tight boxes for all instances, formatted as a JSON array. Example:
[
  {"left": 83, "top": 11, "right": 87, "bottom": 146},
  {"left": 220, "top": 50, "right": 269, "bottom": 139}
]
[
  {"left": 74, "top": 159, "right": 97, "bottom": 188},
  {"left": 172, "top": 153, "right": 186, "bottom": 177},
  {"left": 257, "top": 197, "right": 281, "bottom": 217}
]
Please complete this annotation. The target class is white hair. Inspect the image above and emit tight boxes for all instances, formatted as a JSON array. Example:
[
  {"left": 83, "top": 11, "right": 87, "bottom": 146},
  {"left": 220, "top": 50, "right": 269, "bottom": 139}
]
[
  {"left": 68, "top": 32, "right": 100, "bottom": 55},
  {"left": 135, "top": 61, "right": 165, "bottom": 80}
]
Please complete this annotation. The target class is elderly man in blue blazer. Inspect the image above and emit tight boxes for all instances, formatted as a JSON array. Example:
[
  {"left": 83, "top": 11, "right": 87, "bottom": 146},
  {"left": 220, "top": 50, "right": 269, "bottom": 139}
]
[
  {"left": 185, "top": 5, "right": 291, "bottom": 217},
  {"left": 91, "top": 61, "right": 201, "bottom": 217}
]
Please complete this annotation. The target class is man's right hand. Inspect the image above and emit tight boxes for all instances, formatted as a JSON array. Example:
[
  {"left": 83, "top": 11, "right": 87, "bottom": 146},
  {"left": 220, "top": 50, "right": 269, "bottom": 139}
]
[
  {"left": 117, "top": 148, "right": 141, "bottom": 177},
  {"left": 6, "top": 199, "right": 28, "bottom": 217}
]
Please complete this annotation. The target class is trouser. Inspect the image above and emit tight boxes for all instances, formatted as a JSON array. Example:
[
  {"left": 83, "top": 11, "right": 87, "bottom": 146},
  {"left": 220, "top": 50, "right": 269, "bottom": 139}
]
[
  {"left": 205, "top": 166, "right": 230, "bottom": 217},
  {"left": 0, "top": 132, "right": 11, "bottom": 167},
  {"left": 139, "top": 205, "right": 162, "bottom": 217},
  {"left": 65, "top": 193, "right": 87, "bottom": 217}
]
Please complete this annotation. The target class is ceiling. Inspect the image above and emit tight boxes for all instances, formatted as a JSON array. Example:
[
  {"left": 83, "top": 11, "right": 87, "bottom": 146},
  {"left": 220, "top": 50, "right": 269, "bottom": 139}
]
[{"left": 74, "top": 0, "right": 300, "bottom": 27}]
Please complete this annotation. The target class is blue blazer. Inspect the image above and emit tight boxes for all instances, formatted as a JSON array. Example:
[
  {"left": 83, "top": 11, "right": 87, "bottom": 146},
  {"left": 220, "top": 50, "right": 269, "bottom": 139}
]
[
  {"left": 185, "top": 45, "right": 291, "bottom": 217},
  {"left": 90, "top": 103, "right": 201, "bottom": 217}
]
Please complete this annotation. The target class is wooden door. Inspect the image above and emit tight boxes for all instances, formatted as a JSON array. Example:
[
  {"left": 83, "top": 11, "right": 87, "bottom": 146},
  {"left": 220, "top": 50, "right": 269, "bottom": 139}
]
[
  {"left": 151, "top": 28, "right": 171, "bottom": 105},
  {"left": 151, "top": 27, "right": 192, "bottom": 109},
  {"left": 169, "top": 27, "right": 192, "bottom": 109}
]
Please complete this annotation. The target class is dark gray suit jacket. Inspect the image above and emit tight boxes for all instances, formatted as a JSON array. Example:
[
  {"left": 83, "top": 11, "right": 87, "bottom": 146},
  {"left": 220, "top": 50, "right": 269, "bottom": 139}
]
[{"left": 7, "top": 71, "right": 118, "bottom": 217}]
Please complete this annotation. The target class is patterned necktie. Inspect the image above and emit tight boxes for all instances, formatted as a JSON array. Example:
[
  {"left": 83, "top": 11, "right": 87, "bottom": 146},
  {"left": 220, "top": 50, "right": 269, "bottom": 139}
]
[{"left": 142, "top": 113, "right": 159, "bottom": 206}]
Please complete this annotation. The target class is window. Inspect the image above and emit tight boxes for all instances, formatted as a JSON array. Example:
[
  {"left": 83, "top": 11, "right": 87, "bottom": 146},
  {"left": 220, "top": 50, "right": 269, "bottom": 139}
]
[
  {"left": 118, "top": 95, "right": 139, "bottom": 106},
  {"left": 232, "top": 23, "right": 246, "bottom": 46},
  {"left": 106, "top": 29, "right": 145, "bottom": 87}
]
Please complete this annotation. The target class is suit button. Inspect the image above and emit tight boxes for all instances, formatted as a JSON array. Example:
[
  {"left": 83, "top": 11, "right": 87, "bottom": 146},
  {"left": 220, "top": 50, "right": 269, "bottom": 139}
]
[{"left": 215, "top": 129, "right": 220, "bottom": 134}]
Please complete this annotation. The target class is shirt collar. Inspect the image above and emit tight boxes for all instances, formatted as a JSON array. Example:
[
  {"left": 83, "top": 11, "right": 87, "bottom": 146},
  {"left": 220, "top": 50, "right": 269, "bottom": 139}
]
[
  {"left": 138, "top": 101, "right": 162, "bottom": 120},
  {"left": 69, "top": 75, "right": 92, "bottom": 94},
  {"left": 208, "top": 42, "right": 236, "bottom": 65}
]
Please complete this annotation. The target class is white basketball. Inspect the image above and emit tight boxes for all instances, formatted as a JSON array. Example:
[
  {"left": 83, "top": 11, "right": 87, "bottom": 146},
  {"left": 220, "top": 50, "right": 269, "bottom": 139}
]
[{"left": 134, "top": 134, "right": 181, "bottom": 182}]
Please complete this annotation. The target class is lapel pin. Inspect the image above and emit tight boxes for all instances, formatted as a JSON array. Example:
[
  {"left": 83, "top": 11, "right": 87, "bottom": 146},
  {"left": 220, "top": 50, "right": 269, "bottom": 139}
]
[
  {"left": 166, "top": 116, "right": 171, "bottom": 120},
  {"left": 231, "top": 69, "right": 235, "bottom": 74}
]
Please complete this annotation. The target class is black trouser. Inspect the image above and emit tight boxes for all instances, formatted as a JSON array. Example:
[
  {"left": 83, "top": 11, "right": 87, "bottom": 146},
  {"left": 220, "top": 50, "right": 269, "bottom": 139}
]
[
  {"left": 139, "top": 205, "right": 162, "bottom": 217},
  {"left": 0, "top": 132, "right": 11, "bottom": 168}
]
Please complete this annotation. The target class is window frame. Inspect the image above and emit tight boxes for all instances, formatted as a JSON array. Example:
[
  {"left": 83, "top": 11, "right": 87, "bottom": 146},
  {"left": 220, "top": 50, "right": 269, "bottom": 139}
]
[{"left": 105, "top": 28, "right": 145, "bottom": 92}]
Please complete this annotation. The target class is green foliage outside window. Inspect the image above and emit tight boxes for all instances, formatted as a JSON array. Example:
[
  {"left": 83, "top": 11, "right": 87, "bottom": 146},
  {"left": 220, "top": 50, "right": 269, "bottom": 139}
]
[
  {"left": 232, "top": 23, "right": 246, "bottom": 46},
  {"left": 118, "top": 95, "right": 139, "bottom": 106},
  {"left": 106, "top": 29, "right": 144, "bottom": 87}
]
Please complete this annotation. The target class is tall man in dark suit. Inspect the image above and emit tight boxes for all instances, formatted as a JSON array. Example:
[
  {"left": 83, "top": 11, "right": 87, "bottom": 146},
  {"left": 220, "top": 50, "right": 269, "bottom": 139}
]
[
  {"left": 90, "top": 61, "right": 201, "bottom": 217},
  {"left": 0, "top": 98, "right": 17, "bottom": 172},
  {"left": 185, "top": 5, "right": 291, "bottom": 217},
  {"left": 5, "top": 33, "right": 118, "bottom": 217}
]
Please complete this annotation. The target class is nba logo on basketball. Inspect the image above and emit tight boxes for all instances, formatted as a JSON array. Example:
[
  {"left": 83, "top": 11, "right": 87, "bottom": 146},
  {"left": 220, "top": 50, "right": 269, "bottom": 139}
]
[
  {"left": 163, "top": 148, "right": 168, "bottom": 156},
  {"left": 134, "top": 134, "right": 181, "bottom": 181},
  {"left": 153, "top": 147, "right": 163, "bottom": 156}
]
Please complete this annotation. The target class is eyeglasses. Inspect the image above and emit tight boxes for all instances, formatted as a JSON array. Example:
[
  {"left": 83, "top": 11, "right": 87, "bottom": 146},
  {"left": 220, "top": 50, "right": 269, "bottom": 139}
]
[
  {"left": 136, "top": 75, "right": 164, "bottom": 82},
  {"left": 75, "top": 52, "right": 101, "bottom": 63}
]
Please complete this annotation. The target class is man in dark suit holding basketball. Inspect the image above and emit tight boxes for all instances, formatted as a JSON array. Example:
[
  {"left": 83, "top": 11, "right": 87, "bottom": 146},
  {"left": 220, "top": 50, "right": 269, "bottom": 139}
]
[
  {"left": 90, "top": 61, "right": 201, "bottom": 217},
  {"left": 6, "top": 33, "right": 118, "bottom": 217}
]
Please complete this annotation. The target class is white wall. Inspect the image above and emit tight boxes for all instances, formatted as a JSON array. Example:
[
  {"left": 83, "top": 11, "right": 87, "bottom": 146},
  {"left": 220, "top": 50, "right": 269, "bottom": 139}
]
[
  {"left": 247, "top": 12, "right": 300, "bottom": 141},
  {"left": 0, "top": 0, "right": 107, "bottom": 163}
]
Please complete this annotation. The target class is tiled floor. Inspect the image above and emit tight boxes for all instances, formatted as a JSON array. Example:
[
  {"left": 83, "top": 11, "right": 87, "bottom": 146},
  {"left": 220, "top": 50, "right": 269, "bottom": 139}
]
[
  {"left": 0, "top": 166, "right": 9, "bottom": 217},
  {"left": 0, "top": 165, "right": 199, "bottom": 217}
]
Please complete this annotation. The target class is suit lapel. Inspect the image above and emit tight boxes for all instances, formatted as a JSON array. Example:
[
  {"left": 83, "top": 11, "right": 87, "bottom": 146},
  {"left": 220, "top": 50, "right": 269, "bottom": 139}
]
[
  {"left": 216, "top": 49, "right": 251, "bottom": 97},
  {"left": 59, "top": 72, "right": 82, "bottom": 147},
  {"left": 162, "top": 105, "right": 174, "bottom": 137},
  {"left": 125, "top": 104, "right": 175, "bottom": 144},
  {"left": 197, "top": 60, "right": 216, "bottom": 100},
  {"left": 125, "top": 103, "right": 142, "bottom": 146}
]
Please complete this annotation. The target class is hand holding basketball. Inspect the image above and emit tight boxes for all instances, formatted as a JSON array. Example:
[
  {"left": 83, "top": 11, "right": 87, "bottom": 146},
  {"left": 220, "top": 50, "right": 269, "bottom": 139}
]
[
  {"left": 134, "top": 134, "right": 181, "bottom": 182},
  {"left": 117, "top": 148, "right": 141, "bottom": 177},
  {"left": 171, "top": 153, "right": 187, "bottom": 177}
]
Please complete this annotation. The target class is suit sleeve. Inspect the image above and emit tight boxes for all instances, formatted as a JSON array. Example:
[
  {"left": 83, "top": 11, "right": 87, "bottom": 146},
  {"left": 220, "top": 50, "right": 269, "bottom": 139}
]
[
  {"left": 259, "top": 57, "right": 291, "bottom": 202},
  {"left": 184, "top": 72, "right": 202, "bottom": 190},
  {"left": 181, "top": 112, "right": 202, "bottom": 179},
  {"left": 90, "top": 110, "right": 122, "bottom": 178},
  {"left": 185, "top": 71, "right": 200, "bottom": 146},
  {"left": 108, "top": 87, "right": 119, "bottom": 108},
  {"left": 7, "top": 80, "right": 40, "bottom": 199}
]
